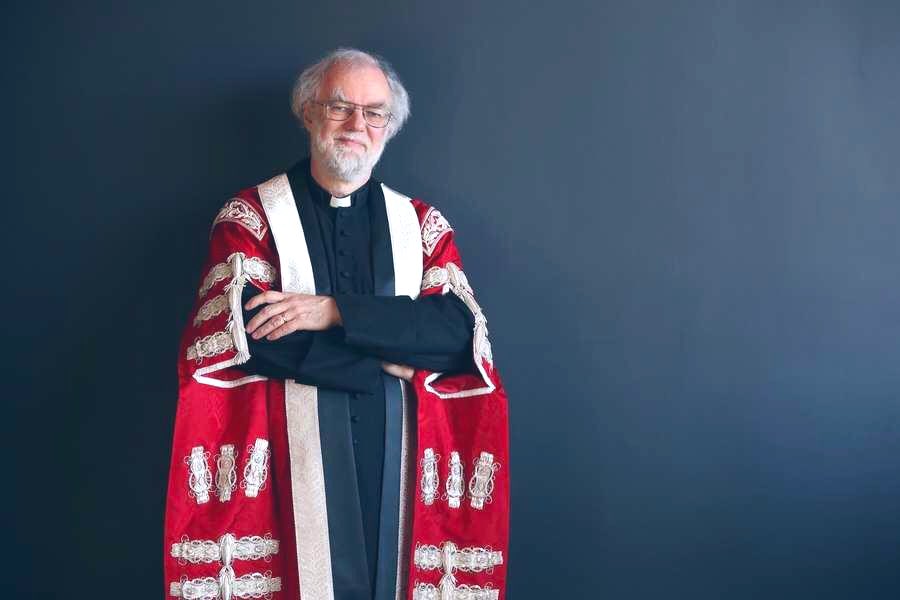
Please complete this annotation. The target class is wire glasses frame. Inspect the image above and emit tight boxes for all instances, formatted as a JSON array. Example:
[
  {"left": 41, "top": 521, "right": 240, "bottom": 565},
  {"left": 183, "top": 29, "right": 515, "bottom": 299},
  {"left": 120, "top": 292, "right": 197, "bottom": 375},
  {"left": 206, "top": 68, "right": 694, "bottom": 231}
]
[{"left": 311, "top": 100, "right": 393, "bottom": 128}]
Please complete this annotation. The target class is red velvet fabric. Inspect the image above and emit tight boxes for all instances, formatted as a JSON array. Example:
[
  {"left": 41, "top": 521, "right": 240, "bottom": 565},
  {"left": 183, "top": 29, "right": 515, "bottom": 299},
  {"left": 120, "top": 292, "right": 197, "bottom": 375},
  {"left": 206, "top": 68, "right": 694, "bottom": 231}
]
[{"left": 407, "top": 198, "right": 510, "bottom": 599}]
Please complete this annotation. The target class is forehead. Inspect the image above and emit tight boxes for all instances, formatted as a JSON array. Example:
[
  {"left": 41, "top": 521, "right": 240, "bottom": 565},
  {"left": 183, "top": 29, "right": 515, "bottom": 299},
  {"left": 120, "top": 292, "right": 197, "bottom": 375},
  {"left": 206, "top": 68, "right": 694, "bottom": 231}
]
[{"left": 319, "top": 62, "right": 391, "bottom": 106}]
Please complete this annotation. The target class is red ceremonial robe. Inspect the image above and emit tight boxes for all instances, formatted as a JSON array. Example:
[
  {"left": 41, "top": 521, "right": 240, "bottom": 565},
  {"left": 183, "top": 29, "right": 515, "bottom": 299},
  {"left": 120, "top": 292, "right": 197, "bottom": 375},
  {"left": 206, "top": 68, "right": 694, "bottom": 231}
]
[{"left": 164, "top": 172, "right": 510, "bottom": 600}]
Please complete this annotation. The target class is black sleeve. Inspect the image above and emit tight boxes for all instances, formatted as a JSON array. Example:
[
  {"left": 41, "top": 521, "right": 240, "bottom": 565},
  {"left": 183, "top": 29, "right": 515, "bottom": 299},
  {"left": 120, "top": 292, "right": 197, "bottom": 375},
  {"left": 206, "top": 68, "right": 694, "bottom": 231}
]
[
  {"left": 334, "top": 293, "right": 477, "bottom": 374},
  {"left": 241, "top": 286, "right": 382, "bottom": 394}
]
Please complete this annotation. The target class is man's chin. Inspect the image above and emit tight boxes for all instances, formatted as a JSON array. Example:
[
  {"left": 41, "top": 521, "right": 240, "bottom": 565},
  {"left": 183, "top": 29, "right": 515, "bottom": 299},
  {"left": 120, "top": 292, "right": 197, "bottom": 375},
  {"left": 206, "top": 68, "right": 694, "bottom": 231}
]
[
  {"left": 313, "top": 141, "right": 383, "bottom": 181},
  {"left": 326, "top": 157, "right": 368, "bottom": 182}
]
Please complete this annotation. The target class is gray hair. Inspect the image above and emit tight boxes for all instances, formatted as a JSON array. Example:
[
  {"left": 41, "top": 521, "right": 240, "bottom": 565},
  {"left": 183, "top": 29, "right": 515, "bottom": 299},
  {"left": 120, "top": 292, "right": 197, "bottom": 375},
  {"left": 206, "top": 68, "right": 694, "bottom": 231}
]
[{"left": 291, "top": 48, "right": 411, "bottom": 140}]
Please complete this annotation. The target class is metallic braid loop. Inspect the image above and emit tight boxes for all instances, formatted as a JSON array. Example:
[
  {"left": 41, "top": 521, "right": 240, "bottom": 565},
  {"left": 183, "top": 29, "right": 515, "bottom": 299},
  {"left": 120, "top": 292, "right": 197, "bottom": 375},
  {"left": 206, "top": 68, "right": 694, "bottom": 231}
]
[
  {"left": 443, "top": 451, "right": 464, "bottom": 508},
  {"left": 171, "top": 534, "right": 279, "bottom": 565},
  {"left": 242, "top": 438, "right": 270, "bottom": 498},
  {"left": 420, "top": 448, "right": 440, "bottom": 505},
  {"left": 215, "top": 445, "right": 238, "bottom": 502},
  {"left": 185, "top": 446, "right": 212, "bottom": 504},
  {"left": 468, "top": 451, "right": 500, "bottom": 510},
  {"left": 170, "top": 571, "right": 281, "bottom": 600},
  {"left": 412, "top": 582, "right": 499, "bottom": 600},
  {"left": 414, "top": 542, "right": 503, "bottom": 574}
]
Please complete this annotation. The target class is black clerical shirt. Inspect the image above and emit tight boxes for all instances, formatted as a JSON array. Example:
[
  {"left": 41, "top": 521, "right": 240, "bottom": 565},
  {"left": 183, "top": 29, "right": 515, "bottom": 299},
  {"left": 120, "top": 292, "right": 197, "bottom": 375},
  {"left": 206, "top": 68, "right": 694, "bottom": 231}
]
[{"left": 240, "top": 161, "right": 475, "bottom": 593}]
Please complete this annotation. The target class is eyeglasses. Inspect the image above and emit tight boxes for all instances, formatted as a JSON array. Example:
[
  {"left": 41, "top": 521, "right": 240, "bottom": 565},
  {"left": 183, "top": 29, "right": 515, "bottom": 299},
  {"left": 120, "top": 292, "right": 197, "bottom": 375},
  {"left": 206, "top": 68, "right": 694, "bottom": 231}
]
[{"left": 311, "top": 100, "right": 393, "bottom": 128}]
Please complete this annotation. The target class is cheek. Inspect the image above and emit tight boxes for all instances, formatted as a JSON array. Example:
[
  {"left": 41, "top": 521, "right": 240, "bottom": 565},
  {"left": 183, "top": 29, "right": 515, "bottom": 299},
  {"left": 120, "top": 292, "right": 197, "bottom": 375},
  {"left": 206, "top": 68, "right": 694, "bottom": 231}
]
[
  {"left": 368, "top": 130, "right": 386, "bottom": 148},
  {"left": 325, "top": 123, "right": 343, "bottom": 138}
]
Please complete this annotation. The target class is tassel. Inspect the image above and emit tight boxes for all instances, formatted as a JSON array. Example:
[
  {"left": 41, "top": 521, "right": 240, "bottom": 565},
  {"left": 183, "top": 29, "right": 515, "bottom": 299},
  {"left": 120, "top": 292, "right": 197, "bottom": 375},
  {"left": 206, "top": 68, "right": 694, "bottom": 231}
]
[{"left": 225, "top": 252, "right": 251, "bottom": 364}]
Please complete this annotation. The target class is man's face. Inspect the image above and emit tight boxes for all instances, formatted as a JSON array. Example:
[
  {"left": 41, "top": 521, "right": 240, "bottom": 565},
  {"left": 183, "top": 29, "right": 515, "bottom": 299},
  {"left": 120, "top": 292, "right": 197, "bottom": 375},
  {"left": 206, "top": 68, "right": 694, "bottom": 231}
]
[{"left": 304, "top": 63, "right": 392, "bottom": 183}]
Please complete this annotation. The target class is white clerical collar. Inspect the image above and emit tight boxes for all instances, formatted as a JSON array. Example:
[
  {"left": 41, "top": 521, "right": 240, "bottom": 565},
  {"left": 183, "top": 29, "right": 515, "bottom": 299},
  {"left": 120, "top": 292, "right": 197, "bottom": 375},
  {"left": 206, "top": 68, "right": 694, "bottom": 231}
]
[{"left": 329, "top": 195, "right": 352, "bottom": 208}]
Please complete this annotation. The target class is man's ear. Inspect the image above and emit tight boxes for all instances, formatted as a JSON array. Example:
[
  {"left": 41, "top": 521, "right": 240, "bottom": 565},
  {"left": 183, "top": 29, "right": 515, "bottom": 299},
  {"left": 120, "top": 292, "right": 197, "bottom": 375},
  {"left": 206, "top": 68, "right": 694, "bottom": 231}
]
[{"left": 302, "top": 103, "right": 314, "bottom": 130}]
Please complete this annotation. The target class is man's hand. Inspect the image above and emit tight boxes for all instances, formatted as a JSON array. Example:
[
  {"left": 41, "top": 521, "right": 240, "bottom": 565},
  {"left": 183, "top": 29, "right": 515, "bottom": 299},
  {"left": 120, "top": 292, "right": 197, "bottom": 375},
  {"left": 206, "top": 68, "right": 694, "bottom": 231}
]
[
  {"left": 245, "top": 291, "right": 342, "bottom": 341},
  {"left": 382, "top": 362, "right": 414, "bottom": 382}
]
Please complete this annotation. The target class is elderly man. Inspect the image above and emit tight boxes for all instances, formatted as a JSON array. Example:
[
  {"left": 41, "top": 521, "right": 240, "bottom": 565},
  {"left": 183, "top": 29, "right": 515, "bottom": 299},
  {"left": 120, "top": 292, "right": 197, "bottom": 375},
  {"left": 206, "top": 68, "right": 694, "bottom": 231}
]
[{"left": 164, "top": 49, "right": 509, "bottom": 600}]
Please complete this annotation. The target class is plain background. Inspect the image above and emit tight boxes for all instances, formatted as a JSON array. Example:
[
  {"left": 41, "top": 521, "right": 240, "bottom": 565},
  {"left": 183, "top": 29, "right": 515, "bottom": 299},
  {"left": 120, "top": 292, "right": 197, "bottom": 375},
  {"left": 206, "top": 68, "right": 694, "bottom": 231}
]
[{"left": 5, "top": 1, "right": 900, "bottom": 598}]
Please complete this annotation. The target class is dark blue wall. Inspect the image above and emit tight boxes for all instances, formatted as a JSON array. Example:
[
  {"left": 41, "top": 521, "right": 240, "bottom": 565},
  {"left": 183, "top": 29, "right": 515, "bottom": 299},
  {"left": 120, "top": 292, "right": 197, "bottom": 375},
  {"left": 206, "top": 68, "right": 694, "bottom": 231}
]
[{"left": 6, "top": 1, "right": 900, "bottom": 598}]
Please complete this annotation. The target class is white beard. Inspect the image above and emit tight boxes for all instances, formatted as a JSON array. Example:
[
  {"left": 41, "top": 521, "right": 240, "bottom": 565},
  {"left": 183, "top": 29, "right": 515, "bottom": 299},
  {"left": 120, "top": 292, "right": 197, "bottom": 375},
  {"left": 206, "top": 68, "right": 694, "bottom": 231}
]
[{"left": 311, "top": 129, "right": 385, "bottom": 182}]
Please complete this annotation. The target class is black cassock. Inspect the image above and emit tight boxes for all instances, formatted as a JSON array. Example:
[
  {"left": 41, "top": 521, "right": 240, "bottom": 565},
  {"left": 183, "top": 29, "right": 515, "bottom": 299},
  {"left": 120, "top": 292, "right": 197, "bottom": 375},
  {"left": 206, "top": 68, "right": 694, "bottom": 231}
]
[{"left": 241, "top": 159, "right": 474, "bottom": 599}]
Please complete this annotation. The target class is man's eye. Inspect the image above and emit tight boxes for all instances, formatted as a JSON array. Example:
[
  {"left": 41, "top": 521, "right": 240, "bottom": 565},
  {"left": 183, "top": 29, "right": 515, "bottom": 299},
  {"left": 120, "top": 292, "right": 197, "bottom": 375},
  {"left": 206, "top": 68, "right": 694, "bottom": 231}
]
[
  {"left": 365, "top": 109, "right": 387, "bottom": 119},
  {"left": 329, "top": 104, "right": 353, "bottom": 116}
]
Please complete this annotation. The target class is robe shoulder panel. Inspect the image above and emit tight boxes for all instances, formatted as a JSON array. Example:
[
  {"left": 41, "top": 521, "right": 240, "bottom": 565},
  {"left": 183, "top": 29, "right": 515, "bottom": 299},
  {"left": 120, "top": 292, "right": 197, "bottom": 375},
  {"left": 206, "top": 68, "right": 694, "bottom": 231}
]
[
  {"left": 382, "top": 183, "right": 423, "bottom": 300},
  {"left": 257, "top": 173, "right": 316, "bottom": 295}
]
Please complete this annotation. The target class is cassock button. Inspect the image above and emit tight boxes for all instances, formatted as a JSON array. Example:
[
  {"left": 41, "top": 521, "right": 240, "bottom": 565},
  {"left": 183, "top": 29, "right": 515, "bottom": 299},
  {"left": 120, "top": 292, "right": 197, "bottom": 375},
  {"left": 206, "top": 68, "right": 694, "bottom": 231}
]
[
  {"left": 339, "top": 229, "right": 348, "bottom": 237},
  {"left": 338, "top": 249, "right": 347, "bottom": 257},
  {"left": 352, "top": 438, "right": 359, "bottom": 446},
  {"left": 340, "top": 271, "right": 350, "bottom": 278},
  {"left": 350, "top": 415, "right": 359, "bottom": 423}
]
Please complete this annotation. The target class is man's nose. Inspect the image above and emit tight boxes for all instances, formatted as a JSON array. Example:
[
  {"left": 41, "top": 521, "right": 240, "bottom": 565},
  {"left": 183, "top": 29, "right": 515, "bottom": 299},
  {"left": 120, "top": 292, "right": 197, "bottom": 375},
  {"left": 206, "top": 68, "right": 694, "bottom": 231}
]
[{"left": 346, "top": 107, "right": 367, "bottom": 131}]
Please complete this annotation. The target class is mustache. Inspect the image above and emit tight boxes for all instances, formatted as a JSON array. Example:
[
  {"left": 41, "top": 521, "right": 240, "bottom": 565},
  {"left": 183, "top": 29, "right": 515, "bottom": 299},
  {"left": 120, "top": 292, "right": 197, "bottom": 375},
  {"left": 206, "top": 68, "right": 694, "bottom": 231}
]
[{"left": 334, "top": 135, "right": 368, "bottom": 147}]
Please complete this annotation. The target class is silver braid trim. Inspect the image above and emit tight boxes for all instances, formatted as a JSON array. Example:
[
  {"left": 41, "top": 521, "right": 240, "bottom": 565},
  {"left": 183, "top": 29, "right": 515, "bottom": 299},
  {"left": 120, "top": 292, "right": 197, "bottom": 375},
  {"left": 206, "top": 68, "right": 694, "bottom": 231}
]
[
  {"left": 241, "top": 438, "right": 270, "bottom": 497},
  {"left": 215, "top": 445, "right": 238, "bottom": 502},
  {"left": 199, "top": 262, "right": 232, "bottom": 298},
  {"left": 195, "top": 294, "right": 230, "bottom": 326},
  {"left": 443, "top": 451, "right": 464, "bottom": 509},
  {"left": 419, "top": 263, "right": 492, "bottom": 367},
  {"left": 421, "top": 207, "right": 453, "bottom": 257},
  {"left": 420, "top": 448, "right": 440, "bottom": 505},
  {"left": 198, "top": 253, "right": 277, "bottom": 299},
  {"left": 414, "top": 542, "right": 503, "bottom": 574},
  {"left": 421, "top": 262, "right": 497, "bottom": 399},
  {"left": 445, "top": 263, "right": 492, "bottom": 366},
  {"left": 185, "top": 446, "right": 213, "bottom": 504},
  {"left": 171, "top": 534, "right": 279, "bottom": 565},
  {"left": 186, "top": 330, "right": 234, "bottom": 361},
  {"left": 213, "top": 199, "right": 267, "bottom": 241},
  {"left": 421, "top": 266, "right": 449, "bottom": 291},
  {"left": 242, "top": 256, "right": 276, "bottom": 283},
  {"left": 468, "top": 451, "right": 500, "bottom": 510},
  {"left": 412, "top": 582, "right": 499, "bottom": 600},
  {"left": 170, "top": 571, "right": 281, "bottom": 599}
]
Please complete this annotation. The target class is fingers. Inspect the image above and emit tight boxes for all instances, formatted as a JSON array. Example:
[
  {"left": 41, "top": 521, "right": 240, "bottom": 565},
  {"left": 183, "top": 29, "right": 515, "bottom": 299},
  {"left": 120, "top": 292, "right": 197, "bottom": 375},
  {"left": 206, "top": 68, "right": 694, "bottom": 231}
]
[
  {"left": 249, "top": 310, "right": 295, "bottom": 340},
  {"left": 246, "top": 297, "right": 295, "bottom": 336},
  {"left": 244, "top": 290, "right": 284, "bottom": 311},
  {"left": 263, "top": 312, "right": 298, "bottom": 341},
  {"left": 246, "top": 301, "right": 288, "bottom": 335},
  {"left": 381, "top": 362, "right": 414, "bottom": 382},
  {"left": 243, "top": 293, "right": 336, "bottom": 339}
]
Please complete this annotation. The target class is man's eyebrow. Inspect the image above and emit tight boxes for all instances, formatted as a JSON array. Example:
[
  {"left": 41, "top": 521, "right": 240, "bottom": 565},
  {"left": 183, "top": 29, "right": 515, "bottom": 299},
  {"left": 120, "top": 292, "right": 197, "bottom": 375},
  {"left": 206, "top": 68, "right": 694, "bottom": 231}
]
[{"left": 327, "top": 89, "right": 389, "bottom": 109}]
